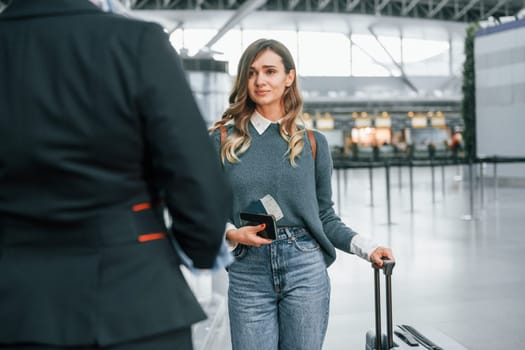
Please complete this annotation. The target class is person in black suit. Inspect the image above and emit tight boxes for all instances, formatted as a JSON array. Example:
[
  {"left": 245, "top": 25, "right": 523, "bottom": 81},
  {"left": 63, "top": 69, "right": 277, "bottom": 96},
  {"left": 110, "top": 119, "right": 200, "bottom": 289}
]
[{"left": 0, "top": 0, "right": 232, "bottom": 349}]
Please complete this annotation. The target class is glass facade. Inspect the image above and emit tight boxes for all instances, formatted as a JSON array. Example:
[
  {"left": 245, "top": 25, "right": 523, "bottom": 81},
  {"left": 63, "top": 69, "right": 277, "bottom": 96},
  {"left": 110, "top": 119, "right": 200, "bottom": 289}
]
[{"left": 170, "top": 29, "right": 465, "bottom": 78}]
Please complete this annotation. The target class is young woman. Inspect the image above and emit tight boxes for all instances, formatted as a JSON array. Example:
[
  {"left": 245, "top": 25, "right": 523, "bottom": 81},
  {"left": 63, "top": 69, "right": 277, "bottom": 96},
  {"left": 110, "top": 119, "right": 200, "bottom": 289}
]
[{"left": 210, "top": 39, "right": 394, "bottom": 350}]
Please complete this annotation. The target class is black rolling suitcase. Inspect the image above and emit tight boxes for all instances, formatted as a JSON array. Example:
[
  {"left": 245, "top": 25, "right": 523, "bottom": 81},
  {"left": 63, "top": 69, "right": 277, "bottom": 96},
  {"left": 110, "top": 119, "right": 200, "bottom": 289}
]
[{"left": 365, "top": 260, "right": 468, "bottom": 350}]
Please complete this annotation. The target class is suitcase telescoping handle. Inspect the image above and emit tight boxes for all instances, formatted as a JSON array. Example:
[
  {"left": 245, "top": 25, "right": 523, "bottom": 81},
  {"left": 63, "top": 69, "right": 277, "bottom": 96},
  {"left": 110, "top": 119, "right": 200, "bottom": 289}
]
[{"left": 373, "top": 259, "right": 395, "bottom": 350}]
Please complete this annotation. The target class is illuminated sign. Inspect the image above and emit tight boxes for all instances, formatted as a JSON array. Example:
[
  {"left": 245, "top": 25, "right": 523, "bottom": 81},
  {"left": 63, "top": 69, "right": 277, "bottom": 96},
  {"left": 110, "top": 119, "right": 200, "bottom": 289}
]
[
  {"left": 411, "top": 116, "right": 427, "bottom": 128},
  {"left": 375, "top": 117, "right": 391, "bottom": 128},
  {"left": 355, "top": 118, "right": 371, "bottom": 128},
  {"left": 431, "top": 117, "right": 446, "bottom": 127}
]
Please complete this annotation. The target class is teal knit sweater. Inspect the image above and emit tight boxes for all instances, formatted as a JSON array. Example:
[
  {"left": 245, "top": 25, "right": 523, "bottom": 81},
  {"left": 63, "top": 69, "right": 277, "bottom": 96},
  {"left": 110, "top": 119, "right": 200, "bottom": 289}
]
[{"left": 211, "top": 122, "right": 357, "bottom": 266}]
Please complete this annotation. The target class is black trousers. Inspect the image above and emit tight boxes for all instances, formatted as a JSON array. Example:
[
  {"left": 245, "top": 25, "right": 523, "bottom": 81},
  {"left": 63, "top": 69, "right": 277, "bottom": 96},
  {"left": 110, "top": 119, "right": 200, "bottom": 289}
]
[{"left": 0, "top": 328, "right": 192, "bottom": 350}]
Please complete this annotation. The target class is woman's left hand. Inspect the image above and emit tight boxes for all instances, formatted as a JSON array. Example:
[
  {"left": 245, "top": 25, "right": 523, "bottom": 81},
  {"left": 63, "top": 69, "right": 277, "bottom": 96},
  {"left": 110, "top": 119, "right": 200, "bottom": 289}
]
[{"left": 369, "top": 246, "right": 395, "bottom": 267}]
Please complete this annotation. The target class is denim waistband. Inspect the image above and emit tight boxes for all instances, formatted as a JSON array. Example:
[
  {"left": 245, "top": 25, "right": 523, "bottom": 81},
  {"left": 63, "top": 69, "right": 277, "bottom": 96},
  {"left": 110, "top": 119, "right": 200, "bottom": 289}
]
[{"left": 275, "top": 226, "right": 308, "bottom": 241}]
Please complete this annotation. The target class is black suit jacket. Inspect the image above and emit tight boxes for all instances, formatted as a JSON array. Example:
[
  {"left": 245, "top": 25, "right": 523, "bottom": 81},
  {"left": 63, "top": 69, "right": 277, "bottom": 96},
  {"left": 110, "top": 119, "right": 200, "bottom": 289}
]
[{"left": 0, "top": 0, "right": 231, "bottom": 346}]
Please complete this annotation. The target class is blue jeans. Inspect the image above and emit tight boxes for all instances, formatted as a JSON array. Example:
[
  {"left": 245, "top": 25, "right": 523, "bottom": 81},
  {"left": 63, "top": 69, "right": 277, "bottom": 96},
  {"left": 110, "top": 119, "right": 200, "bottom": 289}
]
[{"left": 228, "top": 227, "right": 330, "bottom": 350}]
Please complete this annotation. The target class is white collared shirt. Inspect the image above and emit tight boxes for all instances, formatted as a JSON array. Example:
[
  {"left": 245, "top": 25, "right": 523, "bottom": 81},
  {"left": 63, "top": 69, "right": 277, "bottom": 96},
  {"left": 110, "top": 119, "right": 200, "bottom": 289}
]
[{"left": 250, "top": 110, "right": 281, "bottom": 135}]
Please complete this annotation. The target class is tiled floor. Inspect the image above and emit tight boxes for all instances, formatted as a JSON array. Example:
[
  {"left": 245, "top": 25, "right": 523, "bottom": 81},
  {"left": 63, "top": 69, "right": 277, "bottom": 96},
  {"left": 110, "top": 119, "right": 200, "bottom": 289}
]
[{"left": 192, "top": 163, "right": 525, "bottom": 350}]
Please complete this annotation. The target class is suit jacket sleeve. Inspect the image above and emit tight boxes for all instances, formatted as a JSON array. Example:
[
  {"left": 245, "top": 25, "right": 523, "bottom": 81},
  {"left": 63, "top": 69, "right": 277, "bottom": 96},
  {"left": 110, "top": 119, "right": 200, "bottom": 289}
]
[{"left": 137, "top": 23, "right": 232, "bottom": 268}]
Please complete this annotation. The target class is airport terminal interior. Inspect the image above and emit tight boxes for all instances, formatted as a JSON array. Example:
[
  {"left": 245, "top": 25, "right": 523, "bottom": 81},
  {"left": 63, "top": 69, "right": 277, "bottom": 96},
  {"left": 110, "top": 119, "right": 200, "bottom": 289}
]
[{"left": 2, "top": 0, "right": 524, "bottom": 348}]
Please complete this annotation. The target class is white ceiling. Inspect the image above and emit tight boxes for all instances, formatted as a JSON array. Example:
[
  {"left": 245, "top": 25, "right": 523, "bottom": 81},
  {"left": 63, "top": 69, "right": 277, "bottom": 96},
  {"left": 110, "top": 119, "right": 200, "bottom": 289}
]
[{"left": 131, "top": 10, "right": 468, "bottom": 39}]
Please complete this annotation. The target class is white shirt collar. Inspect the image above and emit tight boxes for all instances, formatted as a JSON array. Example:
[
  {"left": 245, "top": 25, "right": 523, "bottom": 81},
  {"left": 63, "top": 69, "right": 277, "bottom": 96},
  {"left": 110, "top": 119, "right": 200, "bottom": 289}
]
[{"left": 250, "top": 110, "right": 281, "bottom": 135}]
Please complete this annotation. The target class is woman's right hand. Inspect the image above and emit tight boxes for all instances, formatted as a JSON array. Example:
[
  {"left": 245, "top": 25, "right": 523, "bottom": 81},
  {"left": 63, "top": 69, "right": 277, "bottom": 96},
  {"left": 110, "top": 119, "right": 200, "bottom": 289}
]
[{"left": 226, "top": 224, "right": 273, "bottom": 247}]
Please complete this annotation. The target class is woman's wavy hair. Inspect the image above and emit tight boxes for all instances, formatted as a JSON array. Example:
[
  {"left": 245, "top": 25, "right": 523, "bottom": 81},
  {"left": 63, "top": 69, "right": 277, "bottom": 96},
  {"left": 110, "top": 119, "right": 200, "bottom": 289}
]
[{"left": 210, "top": 39, "right": 305, "bottom": 166}]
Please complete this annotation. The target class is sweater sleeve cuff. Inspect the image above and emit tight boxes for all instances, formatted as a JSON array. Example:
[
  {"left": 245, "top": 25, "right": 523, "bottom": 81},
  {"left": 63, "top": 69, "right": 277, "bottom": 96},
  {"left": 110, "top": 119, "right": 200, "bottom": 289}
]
[
  {"left": 224, "top": 222, "right": 238, "bottom": 251},
  {"left": 350, "top": 235, "right": 379, "bottom": 261}
]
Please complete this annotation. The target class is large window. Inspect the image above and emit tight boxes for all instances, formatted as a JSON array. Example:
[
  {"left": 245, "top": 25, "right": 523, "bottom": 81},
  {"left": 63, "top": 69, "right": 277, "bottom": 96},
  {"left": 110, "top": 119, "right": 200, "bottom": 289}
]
[
  {"left": 170, "top": 28, "right": 217, "bottom": 57},
  {"left": 211, "top": 30, "right": 243, "bottom": 74},
  {"left": 402, "top": 38, "right": 450, "bottom": 76},
  {"left": 297, "top": 32, "right": 350, "bottom": 76},
  {"left": 351, "top": 34, "right": 401, "bottom": 76},
  {"left": 170, "top": 29, "right": 461, "bottom": 77},
  {"left": 450, "top": 34, "right": 466, "bottom": 76}
]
